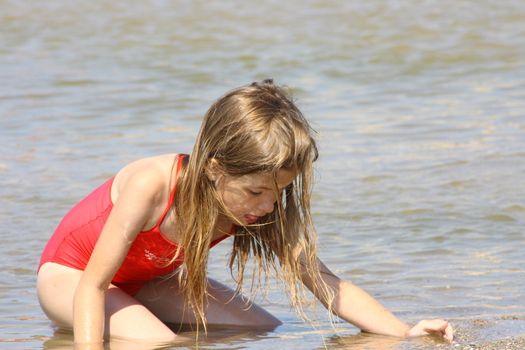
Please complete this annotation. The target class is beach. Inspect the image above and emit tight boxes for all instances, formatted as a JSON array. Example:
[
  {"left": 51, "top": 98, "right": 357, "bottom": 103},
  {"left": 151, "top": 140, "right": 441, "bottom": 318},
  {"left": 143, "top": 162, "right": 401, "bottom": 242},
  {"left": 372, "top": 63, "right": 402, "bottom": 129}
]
[
  {"left": 1, "top": 0, "right": 524, "bottom": 349},
  {"left": 446, "top": 316, "right": 525, "bottom": 350}
]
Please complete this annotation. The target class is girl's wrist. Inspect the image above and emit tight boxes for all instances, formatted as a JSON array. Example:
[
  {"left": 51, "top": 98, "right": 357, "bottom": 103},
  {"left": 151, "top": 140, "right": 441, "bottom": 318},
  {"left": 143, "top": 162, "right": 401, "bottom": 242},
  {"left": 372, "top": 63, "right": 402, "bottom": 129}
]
[{"left": 402, "top": 323, "right": 413, "bottom": 338}]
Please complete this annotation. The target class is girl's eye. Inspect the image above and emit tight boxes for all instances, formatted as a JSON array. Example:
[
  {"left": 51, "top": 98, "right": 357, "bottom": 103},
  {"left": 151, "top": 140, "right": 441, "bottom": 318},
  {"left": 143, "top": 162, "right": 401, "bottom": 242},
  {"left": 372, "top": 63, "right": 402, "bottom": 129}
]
[{"left": 248, "top": 190, "right": 262, "bottom": 196}]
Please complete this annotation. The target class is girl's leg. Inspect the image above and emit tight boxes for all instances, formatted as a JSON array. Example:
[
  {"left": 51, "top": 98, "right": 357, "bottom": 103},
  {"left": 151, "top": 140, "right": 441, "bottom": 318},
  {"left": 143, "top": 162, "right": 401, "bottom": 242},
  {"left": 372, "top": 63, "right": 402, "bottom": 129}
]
[
  {"left": 135, "top": 276, "right": 282, "bottom": 329},
  {"left": 37, "top": 263, "right": 181, "bottom": 343}
]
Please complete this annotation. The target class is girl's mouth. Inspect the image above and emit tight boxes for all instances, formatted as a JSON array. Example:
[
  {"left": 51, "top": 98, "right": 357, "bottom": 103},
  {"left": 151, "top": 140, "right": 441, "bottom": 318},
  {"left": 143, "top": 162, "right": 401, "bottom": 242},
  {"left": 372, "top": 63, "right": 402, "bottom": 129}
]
[{"left": 244, "top": 214, "right": 259, "bottom": 224}]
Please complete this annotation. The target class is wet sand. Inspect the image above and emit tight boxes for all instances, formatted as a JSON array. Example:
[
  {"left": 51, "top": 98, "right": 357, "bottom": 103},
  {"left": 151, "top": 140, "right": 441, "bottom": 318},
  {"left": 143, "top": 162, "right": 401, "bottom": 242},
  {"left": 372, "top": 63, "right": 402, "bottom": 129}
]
[
  {"left": 477, "top": 337, "right": 525, "bottom": 350},
  {"left": 439, "top": 335, "right": 525, "bottom": 350},
  {"left": 437, "top": 316, "right": 525, "bottom": 350}
]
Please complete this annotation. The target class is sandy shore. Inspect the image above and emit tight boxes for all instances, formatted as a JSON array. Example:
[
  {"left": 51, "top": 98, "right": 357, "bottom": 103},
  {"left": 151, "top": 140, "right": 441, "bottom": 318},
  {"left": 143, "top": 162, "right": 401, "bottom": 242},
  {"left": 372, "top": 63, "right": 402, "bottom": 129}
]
[
  {"left": 439, "top": 316, "right": 525, "bottom": 350},
  {"left": 437, "top": 335, "right": 525, "bottom": 350},
  {"left": 476, "top": 336, "right": 525, "bottom": 350}
]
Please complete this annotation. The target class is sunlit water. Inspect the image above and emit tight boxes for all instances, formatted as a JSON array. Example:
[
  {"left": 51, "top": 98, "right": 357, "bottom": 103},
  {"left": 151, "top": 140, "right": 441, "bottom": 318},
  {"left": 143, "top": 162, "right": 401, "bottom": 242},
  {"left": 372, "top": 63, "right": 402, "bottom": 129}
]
[{"left": 1, "top": 1, "right": 524, "bottom": 349}]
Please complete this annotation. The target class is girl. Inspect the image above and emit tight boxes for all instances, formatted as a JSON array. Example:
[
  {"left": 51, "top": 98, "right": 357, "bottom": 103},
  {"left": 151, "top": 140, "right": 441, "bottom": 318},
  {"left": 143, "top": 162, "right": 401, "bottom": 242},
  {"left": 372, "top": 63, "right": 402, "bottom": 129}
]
[{"left": 37, "top": 79, "right": 453, "bottom": 346}]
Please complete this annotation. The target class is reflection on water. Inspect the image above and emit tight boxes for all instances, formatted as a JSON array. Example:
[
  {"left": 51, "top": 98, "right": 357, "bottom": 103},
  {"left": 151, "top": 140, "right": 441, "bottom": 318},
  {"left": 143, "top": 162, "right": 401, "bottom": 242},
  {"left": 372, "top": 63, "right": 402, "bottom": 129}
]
[
  {"left": 1, "top": 0, "right": 524, "bottom": 349},
  {"left": 40, "top": 325, "right": 280, "bottom": 350}
]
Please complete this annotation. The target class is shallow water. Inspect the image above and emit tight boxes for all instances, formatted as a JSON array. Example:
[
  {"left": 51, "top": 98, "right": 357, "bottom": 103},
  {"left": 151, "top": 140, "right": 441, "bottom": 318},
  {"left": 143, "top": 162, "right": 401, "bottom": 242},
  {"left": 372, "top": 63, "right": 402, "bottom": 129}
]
[{"left": 1, "top": 0, "right": 524, "bottom": 349}]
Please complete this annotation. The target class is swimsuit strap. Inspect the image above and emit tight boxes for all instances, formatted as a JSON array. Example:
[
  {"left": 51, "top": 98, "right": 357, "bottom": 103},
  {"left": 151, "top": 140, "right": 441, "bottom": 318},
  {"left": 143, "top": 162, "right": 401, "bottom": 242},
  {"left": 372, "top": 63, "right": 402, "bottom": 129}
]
[{"left": 153, "top": 154, "right": 185, "bottom": 229}]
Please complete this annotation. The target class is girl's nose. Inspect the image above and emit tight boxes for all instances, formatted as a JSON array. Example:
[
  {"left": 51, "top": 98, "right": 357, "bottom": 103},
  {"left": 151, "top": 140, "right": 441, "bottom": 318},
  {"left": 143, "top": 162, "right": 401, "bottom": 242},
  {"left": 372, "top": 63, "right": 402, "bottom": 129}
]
[{"left": 259, "top": 194, "right": 276, "bottom": 214}]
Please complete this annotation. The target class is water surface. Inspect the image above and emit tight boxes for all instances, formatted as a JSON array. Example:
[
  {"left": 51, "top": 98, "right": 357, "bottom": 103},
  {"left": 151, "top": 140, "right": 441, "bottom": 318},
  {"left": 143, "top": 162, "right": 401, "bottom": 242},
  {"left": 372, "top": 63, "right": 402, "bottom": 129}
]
[{"left": 1, "top": 0, "right": 524, "bottom": 349}]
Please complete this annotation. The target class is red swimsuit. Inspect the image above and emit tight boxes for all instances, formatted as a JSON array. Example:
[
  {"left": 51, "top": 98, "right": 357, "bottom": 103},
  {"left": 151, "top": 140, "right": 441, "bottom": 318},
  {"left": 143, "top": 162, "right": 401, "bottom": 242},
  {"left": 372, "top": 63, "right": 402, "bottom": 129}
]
[{"left": 38, "top": 154, "right": 230, "bottom": 295}]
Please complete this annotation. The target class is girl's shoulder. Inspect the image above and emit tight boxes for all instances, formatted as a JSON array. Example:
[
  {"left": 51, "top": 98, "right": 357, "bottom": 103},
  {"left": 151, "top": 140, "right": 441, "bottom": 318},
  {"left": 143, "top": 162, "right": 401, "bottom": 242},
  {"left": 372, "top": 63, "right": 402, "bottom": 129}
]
[{"left": 110, "top": 154, "right": 180, "bottom": 205}]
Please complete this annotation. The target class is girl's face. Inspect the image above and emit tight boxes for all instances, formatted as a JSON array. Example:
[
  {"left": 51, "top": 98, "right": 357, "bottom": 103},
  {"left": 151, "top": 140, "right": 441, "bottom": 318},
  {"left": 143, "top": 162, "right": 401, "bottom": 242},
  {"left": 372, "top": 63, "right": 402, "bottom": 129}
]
[{"left": 214, "top": 168, "right": 297, "bottom": 225}]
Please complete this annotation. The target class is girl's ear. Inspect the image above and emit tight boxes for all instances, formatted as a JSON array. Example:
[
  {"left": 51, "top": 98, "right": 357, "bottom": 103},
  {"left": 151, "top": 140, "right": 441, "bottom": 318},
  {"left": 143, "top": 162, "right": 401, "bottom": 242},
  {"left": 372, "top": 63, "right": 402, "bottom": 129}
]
[{"left": 205, "top": 158, "right": 221, "bottom": 182}]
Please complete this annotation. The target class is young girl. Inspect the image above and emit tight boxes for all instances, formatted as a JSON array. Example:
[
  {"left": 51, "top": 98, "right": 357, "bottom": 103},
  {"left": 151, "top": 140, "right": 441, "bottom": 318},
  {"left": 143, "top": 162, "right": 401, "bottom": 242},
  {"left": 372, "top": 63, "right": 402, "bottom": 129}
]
[{"left": 37, "top": 79, "right": 453, "bottom": 346}]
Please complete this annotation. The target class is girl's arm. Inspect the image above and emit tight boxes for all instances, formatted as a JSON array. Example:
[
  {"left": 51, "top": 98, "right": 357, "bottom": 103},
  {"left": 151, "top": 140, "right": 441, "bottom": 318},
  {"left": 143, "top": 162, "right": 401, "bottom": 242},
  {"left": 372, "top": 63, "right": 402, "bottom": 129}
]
[
  {"left": 300, "top": 257, "right": 453, "bottom": 342},
  {"left": 73, "top": 171, "right": 162, "bottom": 344}
]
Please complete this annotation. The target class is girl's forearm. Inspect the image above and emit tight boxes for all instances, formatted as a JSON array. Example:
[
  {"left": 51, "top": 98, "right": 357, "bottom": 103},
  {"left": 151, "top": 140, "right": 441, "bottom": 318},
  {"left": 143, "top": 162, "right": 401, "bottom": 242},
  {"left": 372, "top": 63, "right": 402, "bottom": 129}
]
[
  {"left": 73, "top": 283, "right": 105, "bottom": 344},
  {"left": 305, "top": 260, "right": 411, "bottom": 337},
  {"left": 327, "top": 277, "right": 410, "bottom": 337}
]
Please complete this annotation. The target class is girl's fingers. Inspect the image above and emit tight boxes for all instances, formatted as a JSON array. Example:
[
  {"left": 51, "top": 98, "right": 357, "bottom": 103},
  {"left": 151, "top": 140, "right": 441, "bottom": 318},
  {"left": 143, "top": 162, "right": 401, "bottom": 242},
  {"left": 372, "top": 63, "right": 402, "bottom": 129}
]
[
  {"left": 424, "top": 320, "right": 454, "bottom": 343},
  {"left": 410, "top": 319, "right": 454, "bottom": 342},
  {"left": 444, "top": 323, "right": 454, "bottom": 342},
  {"left": 424, "top": 320, "right": 447, "bottom": 333}
]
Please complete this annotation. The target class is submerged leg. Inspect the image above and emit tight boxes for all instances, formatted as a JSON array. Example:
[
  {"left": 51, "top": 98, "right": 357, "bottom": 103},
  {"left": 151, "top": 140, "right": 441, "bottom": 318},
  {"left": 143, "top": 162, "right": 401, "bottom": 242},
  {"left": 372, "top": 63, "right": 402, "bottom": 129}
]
[
  {"left": 136, "top": 276, "right": 282, "bottom": 330},
  {"left": 37, "top": 263, "right": 183, "bottom": 344}
]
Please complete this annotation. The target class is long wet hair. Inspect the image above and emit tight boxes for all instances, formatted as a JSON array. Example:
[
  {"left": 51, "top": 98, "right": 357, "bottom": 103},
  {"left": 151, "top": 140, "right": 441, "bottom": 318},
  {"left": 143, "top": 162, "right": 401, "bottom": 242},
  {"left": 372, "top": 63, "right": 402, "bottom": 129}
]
[{"left": 173, "top": 79, "right": 334, "bottom": 329}]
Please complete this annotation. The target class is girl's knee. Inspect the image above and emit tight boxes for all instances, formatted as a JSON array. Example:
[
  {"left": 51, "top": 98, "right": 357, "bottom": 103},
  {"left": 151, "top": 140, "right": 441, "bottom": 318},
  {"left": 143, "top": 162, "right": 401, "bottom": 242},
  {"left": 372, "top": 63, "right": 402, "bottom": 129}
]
[
  {"left": 237, "top": 303, "right": 282, "bottom": 329},
  {"left": 261, "top": 312, "right": 283, "bottom": 328}
]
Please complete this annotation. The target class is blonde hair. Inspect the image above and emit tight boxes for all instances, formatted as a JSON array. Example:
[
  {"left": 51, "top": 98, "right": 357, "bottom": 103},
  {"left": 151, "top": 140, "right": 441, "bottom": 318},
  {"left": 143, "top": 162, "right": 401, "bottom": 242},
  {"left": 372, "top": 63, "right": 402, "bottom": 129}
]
[{"left": 173, "top": 79, "right": 333, "bottom": 329}]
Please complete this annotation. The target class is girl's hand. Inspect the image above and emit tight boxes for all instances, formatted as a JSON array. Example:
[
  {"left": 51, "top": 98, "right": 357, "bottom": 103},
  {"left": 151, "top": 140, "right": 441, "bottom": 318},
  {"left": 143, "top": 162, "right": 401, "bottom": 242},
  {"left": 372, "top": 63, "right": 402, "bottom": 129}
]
[{"left": 406, "top": 319, "right": 454, "bottom": 343}]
